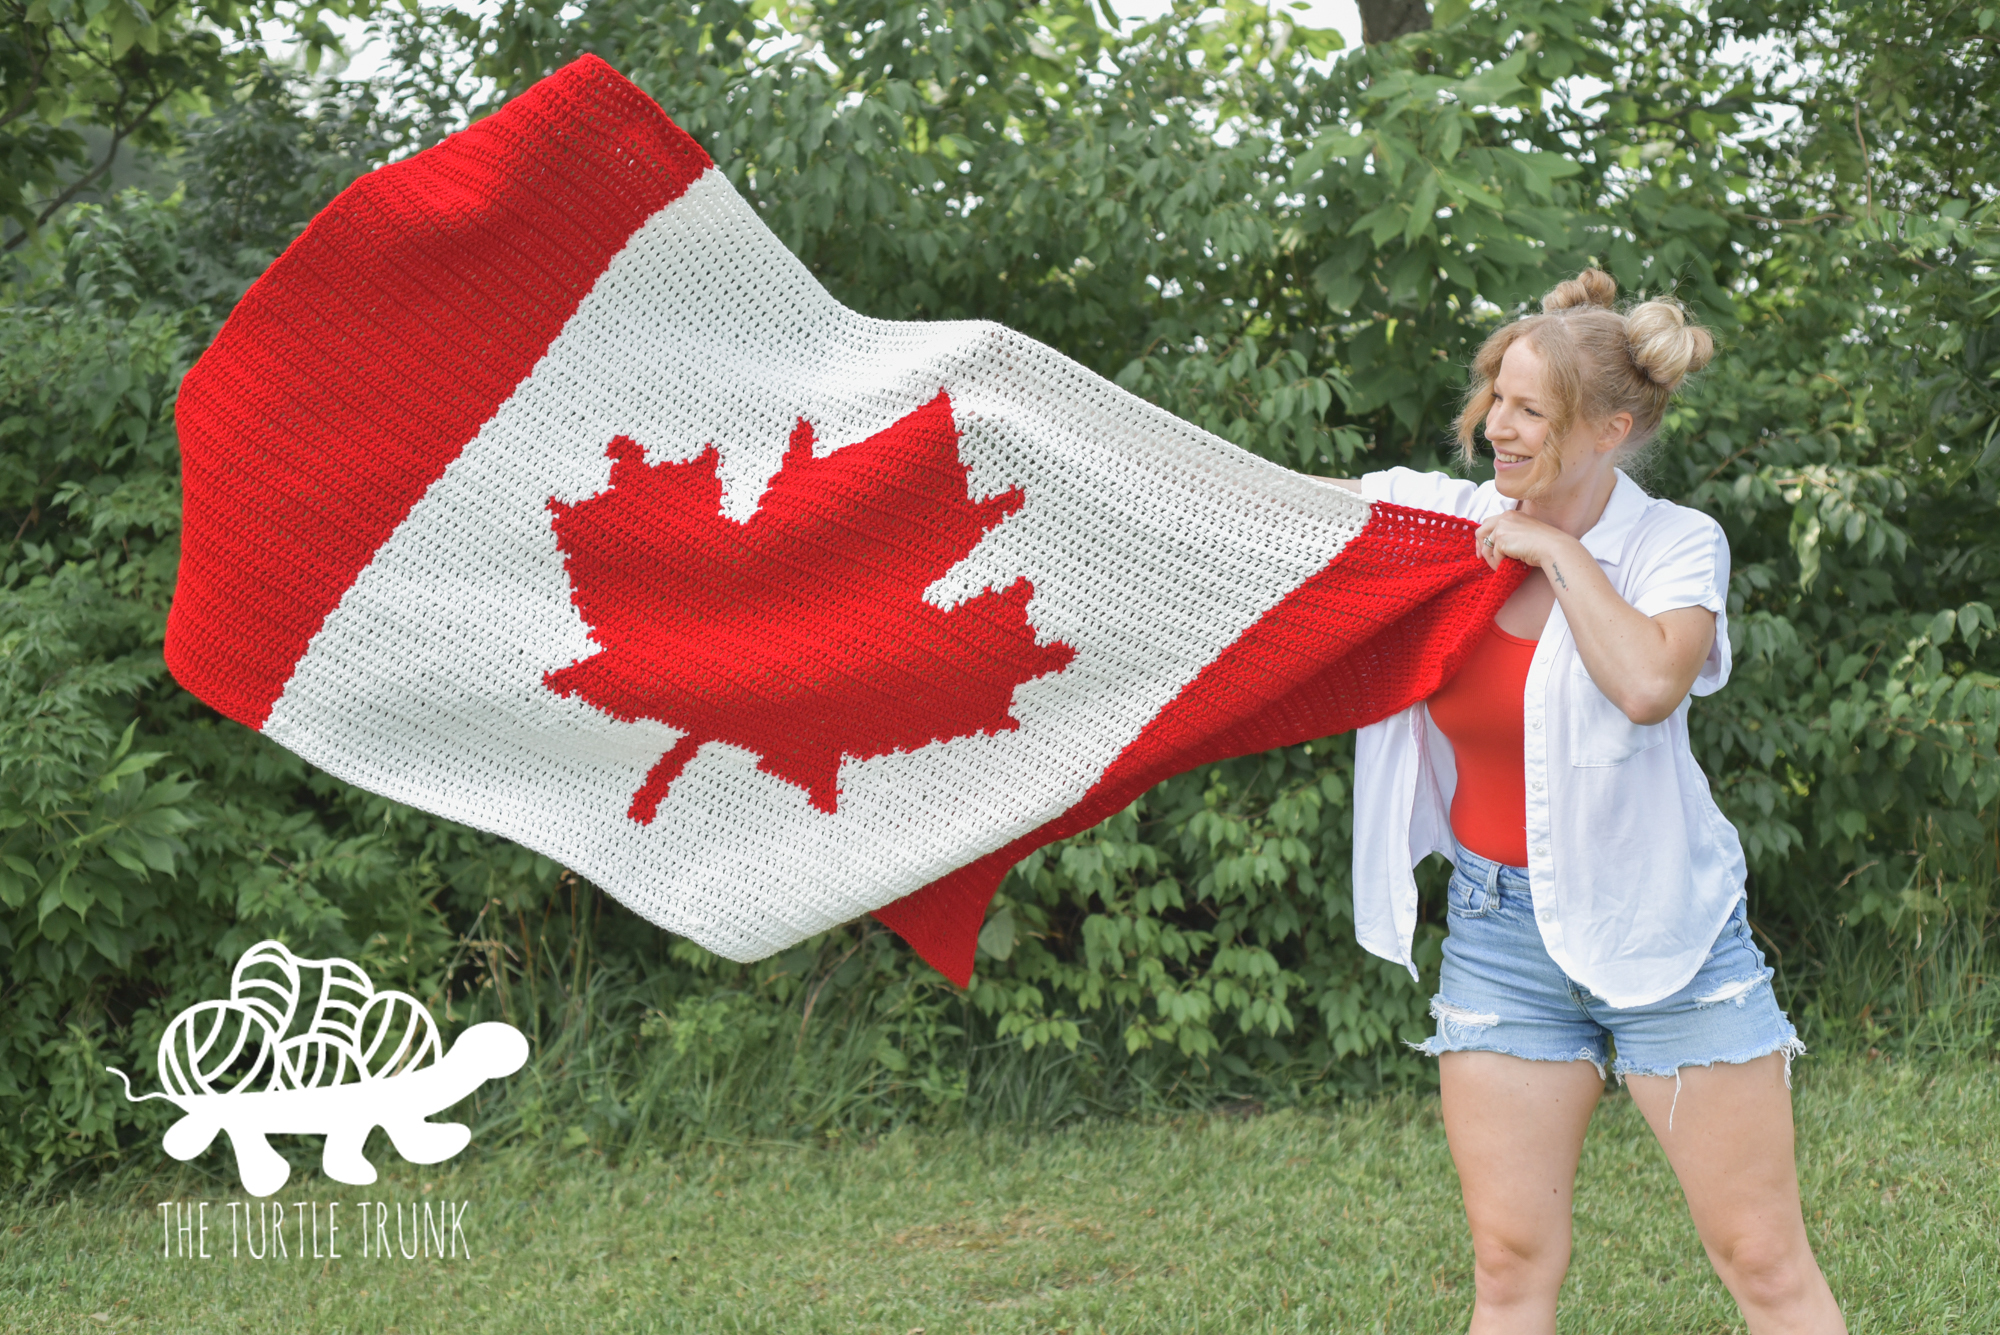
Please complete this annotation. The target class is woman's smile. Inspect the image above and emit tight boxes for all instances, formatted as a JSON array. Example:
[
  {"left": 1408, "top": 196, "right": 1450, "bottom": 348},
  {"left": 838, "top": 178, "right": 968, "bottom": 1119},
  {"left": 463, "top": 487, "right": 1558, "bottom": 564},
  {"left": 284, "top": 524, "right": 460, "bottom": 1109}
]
[{"left": 1483, "top": 340, "right": 1564, "bottom": 498}]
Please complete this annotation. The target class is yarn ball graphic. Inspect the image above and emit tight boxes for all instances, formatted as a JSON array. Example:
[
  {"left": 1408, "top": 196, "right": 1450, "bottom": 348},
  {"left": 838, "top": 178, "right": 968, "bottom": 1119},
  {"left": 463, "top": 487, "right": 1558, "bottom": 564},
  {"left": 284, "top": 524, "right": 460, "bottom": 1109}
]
[{"left": 111, "top": 940, "right": 526, "bottom": 1196}]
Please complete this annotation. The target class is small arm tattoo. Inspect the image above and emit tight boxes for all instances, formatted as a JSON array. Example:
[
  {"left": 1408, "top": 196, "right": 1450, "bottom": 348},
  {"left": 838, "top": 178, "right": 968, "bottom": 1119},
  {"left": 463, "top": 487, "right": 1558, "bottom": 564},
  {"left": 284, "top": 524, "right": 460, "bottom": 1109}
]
[{"left": 1549, "top": 561, "right": 1570, "bottom": 590}]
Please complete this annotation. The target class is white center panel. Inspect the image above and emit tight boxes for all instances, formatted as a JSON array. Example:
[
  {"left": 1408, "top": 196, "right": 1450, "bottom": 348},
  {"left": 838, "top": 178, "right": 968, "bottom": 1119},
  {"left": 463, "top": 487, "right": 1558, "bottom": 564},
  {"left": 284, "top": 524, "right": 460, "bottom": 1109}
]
[{"left": 264, "top": 169, "right": 1372, "bottom": 960}]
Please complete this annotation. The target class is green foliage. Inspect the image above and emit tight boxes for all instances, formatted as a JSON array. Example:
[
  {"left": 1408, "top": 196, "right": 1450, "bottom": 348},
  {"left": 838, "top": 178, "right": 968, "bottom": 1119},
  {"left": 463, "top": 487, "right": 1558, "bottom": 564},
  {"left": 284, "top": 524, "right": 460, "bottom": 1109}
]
[
  {"left": 1, "top": 0, "right": 1997, "bottom": 1185},
  {"left": 0, "top": 0, "right": 379, "bottom": 243}
]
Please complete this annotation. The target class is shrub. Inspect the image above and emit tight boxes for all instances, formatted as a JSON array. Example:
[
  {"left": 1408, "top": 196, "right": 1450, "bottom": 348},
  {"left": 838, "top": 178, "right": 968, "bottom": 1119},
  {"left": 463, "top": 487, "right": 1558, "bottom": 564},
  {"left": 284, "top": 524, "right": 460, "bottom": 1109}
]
[{"left": 2, "top": 0, "right": 1995, "bottom": 1184}]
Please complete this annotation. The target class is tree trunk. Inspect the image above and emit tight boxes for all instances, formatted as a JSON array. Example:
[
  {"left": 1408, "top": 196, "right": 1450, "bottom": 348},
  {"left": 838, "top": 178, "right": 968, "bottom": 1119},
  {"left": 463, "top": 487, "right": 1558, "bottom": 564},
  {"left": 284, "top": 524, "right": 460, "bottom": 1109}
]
[{"left": 1356, "top": 0, "right": 1432, "bottom": 44}]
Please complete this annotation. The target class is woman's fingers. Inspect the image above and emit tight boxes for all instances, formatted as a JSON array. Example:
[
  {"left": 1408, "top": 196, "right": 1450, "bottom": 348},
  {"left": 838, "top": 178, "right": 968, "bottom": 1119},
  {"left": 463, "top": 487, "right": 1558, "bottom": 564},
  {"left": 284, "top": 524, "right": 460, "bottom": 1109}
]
[
  {"left": 1479, "top": 511, "right": 1560, "bottom": 569},
  {"left": 1474, "top": 518, "right": 1503, "bottom": 569}
]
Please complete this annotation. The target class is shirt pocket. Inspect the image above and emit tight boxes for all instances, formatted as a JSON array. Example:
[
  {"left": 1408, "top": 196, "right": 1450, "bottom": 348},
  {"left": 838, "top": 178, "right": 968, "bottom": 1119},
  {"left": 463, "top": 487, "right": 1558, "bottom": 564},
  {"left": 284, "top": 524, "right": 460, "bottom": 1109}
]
[{"left": 1566, "top": 660, "right": 1669, "bottom": 767}]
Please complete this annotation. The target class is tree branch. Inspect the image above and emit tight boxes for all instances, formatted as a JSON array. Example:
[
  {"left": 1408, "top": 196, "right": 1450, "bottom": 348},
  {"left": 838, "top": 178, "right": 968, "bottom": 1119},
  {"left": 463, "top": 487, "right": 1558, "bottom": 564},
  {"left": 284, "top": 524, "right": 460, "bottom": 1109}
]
[
  {"left": 1853, "top": 100, "right": 1875, "bottom": 223},
  {"left": 1357, "top": 0, "right": 1431, "bottom": 45},
  {"left": 1701, "top": 439, "right": 1766, "bottom": 482},
  {"left": 0, "top": 28, "right": 50, "bottom": 134},
  {"left": 1727, "top": 209, "right": 1850, "bottom": 227},
  {"left": 3, "top": 84, "right": 173, "bottom": 249}
]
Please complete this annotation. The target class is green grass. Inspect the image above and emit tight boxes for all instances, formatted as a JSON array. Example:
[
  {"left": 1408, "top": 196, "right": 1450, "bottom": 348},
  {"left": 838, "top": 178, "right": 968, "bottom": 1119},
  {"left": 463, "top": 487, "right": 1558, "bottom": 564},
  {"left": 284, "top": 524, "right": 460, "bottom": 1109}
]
[{"left": 3, "top": 1055, "right": 1995, "bottom": 1334}]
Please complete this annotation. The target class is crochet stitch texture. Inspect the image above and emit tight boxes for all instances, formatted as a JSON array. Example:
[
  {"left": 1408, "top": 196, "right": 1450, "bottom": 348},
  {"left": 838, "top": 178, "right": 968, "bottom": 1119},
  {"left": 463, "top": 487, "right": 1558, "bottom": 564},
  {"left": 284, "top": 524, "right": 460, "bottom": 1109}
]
[{"left": 167, "top": 55, "right": 1521, "bottom": 984}]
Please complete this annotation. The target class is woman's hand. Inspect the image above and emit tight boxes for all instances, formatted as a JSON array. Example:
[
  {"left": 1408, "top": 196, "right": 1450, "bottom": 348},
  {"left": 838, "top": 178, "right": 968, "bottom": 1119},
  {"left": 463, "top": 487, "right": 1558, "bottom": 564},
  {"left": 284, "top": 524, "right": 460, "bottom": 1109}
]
[
  {"left": 1474, "top": 510, "right": 1716, "bottom": 726},
  {"left": 1472, "top": 510, "right": 1577, "bottom": 573}
]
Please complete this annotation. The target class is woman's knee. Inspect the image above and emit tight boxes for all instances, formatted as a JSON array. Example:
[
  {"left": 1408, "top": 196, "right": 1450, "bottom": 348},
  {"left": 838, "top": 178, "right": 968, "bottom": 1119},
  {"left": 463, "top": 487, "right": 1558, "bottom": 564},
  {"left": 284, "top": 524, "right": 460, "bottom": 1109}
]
[
  {"left": 1470, "top": 1227, "right": 1571, "bottom": 1304},
  {"left": 1706, "top": 1228, "right": 1817, "bottom": 1308}
]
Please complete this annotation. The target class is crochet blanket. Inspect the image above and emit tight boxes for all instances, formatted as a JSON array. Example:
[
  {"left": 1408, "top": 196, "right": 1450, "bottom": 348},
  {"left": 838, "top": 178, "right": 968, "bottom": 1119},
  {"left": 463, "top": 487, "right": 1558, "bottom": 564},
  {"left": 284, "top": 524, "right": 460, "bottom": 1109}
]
[{"left": 166, "top": 55, "right": 1519, "bottom": 985}]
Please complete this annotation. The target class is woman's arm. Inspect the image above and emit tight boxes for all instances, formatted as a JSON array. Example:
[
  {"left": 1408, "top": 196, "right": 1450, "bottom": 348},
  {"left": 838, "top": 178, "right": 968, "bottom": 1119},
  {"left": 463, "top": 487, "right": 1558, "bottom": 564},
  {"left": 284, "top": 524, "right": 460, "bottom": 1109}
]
[{"left": 1475, "top": 511, "right": 1715, "bottom": 725}]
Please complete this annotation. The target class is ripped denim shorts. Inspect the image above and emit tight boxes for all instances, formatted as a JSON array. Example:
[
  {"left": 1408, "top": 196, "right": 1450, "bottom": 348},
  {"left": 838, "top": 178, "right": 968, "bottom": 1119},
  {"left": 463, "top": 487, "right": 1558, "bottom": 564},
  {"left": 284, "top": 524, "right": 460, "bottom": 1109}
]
[{"left": 1416, "top": 844, "right": 1803, "bottom": 1083}]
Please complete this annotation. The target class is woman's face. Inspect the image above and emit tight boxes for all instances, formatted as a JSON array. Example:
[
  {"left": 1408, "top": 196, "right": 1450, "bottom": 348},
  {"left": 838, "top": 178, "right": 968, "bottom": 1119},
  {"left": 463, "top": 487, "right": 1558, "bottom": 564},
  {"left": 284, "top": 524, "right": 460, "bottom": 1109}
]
[
  {"left": 1483, "top": 339, "right": 1564, "bottom": 500},
  {"left": 1483, "top": 337, "right": 1629, "bottom": 504}
]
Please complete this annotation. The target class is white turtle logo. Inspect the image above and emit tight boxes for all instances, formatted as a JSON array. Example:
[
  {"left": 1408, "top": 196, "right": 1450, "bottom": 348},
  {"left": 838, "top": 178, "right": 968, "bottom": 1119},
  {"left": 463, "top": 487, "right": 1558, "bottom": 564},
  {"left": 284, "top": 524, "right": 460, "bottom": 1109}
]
[{"left": 108, "top": 940, "right": 528, "bottom": 1197}]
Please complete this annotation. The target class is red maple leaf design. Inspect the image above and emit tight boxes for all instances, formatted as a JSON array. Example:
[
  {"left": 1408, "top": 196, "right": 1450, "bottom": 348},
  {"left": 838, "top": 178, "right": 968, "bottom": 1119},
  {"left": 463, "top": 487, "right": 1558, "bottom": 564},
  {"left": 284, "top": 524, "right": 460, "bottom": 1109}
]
[{"left": 545, "top": 391, "right": 1076, "bottom": 822}]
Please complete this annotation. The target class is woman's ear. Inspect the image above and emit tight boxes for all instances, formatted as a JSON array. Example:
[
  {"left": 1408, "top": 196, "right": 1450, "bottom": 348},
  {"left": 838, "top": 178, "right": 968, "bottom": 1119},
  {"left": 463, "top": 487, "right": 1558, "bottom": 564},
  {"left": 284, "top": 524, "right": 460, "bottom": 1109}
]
[{"left": 1596, "top": 412, "right": 1635, "bottom": 454}]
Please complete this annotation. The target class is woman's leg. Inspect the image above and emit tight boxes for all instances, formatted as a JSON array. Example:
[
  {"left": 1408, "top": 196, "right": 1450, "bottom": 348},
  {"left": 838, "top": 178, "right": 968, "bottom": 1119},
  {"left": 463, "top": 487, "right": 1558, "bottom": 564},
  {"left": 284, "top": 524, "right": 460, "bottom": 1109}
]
[
  {"left": 1441, "top": 1050, "right": 1604, "bottom": 1335},
  {"left": 1624, "top": 1053, "right": 1845, "bottom": 1334}
]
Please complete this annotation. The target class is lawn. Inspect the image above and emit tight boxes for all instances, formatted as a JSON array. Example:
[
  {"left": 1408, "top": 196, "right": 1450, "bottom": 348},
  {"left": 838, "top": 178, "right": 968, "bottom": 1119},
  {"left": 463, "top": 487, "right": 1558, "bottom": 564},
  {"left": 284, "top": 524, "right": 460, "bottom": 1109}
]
[{"left": 3, "top": 1055, "right": 1994, "bottom": 1333}]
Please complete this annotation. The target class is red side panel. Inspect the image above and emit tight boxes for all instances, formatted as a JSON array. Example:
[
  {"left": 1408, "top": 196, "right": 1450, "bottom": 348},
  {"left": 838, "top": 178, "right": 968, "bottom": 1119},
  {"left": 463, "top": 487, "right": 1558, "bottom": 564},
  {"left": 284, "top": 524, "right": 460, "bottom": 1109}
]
[
  {"left": 873, "top": 504, "right": 1526, "bottom": 986},
  {"left": 166, "top": 55, "right": 713, "bottom": 730}
]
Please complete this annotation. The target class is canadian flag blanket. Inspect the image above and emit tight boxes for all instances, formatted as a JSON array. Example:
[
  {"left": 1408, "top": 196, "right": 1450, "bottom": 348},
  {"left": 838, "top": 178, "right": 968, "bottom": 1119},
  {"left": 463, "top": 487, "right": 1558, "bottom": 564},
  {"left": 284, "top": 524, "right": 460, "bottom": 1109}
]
[{"left": 167, "top": 55, "right": 1519, "bottom": 985}]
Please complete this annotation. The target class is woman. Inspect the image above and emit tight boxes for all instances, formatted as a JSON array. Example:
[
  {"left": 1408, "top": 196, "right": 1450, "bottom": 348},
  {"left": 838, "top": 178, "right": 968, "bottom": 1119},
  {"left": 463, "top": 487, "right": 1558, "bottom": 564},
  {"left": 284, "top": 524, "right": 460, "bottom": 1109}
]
[{"left": 1328, "top": 270, "right": 1846, "bottom": 1334}]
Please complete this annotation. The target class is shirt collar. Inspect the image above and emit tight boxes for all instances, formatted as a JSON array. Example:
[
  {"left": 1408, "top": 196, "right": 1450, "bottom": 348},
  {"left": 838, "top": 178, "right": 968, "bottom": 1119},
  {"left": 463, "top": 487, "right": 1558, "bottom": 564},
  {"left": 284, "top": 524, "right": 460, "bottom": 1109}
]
[{"left": 1578, "top": 469, "right": 1646, "bottom": 566}]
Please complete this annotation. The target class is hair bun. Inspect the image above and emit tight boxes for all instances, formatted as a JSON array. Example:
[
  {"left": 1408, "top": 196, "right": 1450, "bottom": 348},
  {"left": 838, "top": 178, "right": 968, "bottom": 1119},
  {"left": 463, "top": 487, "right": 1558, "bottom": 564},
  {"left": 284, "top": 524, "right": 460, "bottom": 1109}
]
[
  {"left": 1625, "top": 296, "right": 1715, "bottom": 391},
  {"left": 1541, "top": 267, "right": 1618, "bottom": 313}
]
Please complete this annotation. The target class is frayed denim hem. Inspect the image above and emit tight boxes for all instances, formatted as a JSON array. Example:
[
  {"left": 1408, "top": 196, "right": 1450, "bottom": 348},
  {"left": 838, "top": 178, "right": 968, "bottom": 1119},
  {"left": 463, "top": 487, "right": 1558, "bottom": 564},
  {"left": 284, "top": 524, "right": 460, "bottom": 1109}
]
[
  {"left": 1614, "top": 1034, "right": 1809, "bottom": 1129},
  {"left": 1408, "top": 1000, "right": 1610, "bottom": 1082}
]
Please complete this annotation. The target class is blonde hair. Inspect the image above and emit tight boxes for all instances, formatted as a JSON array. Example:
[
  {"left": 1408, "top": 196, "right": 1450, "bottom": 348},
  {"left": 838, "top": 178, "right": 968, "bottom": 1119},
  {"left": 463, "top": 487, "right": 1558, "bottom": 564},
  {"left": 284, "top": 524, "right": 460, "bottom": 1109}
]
[{"left": 1454, "top": 268, "right": 1715, "bottom": 496}]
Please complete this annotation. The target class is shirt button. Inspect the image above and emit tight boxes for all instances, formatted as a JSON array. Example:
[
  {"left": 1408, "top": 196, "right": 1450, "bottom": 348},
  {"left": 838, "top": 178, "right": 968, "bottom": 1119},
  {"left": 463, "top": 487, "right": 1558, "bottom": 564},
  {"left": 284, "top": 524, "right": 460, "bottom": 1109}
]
[
  {"left": 1529, "top": 719, "right": 1543, "bottom": 732},
  {"left": 1530, "top": 780, "right": 1545, "bottom": 793},
  {"left": 1534, "top": 844, "right": 1549, "bottom": 857}
]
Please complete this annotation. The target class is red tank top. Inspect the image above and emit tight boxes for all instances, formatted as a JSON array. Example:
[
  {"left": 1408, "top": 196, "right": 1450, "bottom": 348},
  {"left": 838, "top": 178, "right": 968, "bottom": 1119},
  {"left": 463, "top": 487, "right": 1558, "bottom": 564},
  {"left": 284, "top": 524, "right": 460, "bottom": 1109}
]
[{"left": 1425, "top": 622, "right": 1537, "bottom": 868}]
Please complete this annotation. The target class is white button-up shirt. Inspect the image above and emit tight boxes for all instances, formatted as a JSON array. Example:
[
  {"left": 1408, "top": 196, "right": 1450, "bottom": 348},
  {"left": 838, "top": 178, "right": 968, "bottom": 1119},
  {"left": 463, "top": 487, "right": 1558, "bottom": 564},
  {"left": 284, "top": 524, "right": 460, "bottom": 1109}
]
[{"left": 1351, "top": 467, "right": 1748, "bottom": 1009}]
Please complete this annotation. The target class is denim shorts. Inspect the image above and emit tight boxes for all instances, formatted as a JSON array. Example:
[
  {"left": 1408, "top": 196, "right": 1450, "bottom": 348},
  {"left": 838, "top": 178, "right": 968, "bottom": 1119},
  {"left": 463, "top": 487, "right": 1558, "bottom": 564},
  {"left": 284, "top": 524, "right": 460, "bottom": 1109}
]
[{"left": 1416, "top": 844, "right": 1803, "bottom": 1082}]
